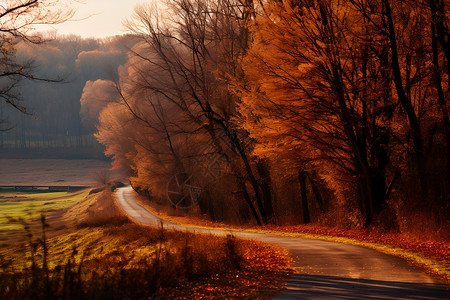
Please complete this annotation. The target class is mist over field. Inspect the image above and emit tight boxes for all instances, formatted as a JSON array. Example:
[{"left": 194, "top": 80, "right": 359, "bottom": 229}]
[{"left": 0, "top": 159, "right": 123, "bottom": 186}]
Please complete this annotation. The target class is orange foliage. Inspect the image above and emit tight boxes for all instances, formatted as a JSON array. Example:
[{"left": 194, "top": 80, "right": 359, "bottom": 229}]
[
  {"left": 94, "top": 0, "right": 448, "bottom": 231},
  {"left": 235, "top": 0, "right": 449, "bottom": 226},
  {"left": 80, "top": 79, "right": 118, "bottom": 127},
  {"left": 159, "top": 239, "right": 292, "bottom": 299}
]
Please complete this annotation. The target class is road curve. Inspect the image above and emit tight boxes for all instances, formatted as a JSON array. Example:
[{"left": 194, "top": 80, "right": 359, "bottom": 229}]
[{"left": 116, "top": 186, "right": 449, "bottom": 299}]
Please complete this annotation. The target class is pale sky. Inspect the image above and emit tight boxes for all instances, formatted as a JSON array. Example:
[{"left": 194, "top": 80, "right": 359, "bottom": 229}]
[{"left": 36, "top": 0, "right": 148, "bottom": 38}]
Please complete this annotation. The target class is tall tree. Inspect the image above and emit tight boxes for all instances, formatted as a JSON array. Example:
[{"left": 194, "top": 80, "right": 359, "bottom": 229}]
[
  {"left": 96, "top": 0, "right": 276, "bottom": 224},
  {"left": 236, "top": 0, "right": 404, "bottom": 225}
]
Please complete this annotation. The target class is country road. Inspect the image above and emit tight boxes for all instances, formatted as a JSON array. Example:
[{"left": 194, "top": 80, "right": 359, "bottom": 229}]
[{"left": 116, "top": 186, "right": 449, "bottom": 299}]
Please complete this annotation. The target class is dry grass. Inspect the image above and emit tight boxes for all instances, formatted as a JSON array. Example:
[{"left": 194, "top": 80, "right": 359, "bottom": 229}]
[
  {"left": 134, "top": 192, "right": 237, "bottom": 230},
  {"left": 159, "top": 240, "right": 292, "bottom": 299},
  {"left": 64, "top": 189, "right": 129, "bottom": 228},
  {"left": 0, "top": 190, "right": 292, "bottom": 299}
]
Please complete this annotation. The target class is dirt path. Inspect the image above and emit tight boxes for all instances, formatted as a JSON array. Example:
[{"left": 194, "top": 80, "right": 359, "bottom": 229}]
[{"left": 116, "top": 186, "right": 449, "bottom": 299}]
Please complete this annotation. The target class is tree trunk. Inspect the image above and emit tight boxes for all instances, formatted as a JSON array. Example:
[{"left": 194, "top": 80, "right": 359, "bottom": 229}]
[
  {"left": 240, "top": 179, "right": 262, "bottom": 226},
  {"left": 430, "top": 18, "right": 450, "bottom": 175},
  {"left": 298, "top": 169, "right": 311, "bottom": 224},
  {"left": 256, "top": 159, "right": 274, "bottom": 222},
  {"left": 306, "top": 172, "right": 325, "bottom": 213},
  {"left": 331, "top": 64, "right": 375, "bottom": 224},
  {"left": 373, "top": 131, "right": 389, "bottom": 213},
  {"left": 225, "top": 127, "right": 267, "bottom": 224},
  {"left": 206, "top": 191, "right": 216, "bottom": 222},
  {"left": 383, "top": 0, "right": 427, "bottom": 197},
  {"left": 360, "top": 172, "right": 374, "bottom": 226}
]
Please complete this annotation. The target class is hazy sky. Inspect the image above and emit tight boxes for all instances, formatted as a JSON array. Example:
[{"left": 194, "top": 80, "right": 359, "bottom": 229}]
[{"left": 36, "top": 0, "right": 147, "bottom": 38}]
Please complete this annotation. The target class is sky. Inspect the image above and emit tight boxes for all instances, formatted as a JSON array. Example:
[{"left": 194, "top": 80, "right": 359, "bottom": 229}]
[{"left": 36, "top": 0, "right": 148, "bottom": 38}]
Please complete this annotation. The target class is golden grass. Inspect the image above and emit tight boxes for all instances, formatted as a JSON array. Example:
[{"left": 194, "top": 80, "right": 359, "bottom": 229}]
[
  {"left": 0, "top": 190, "right": 292, "bottom": 299},
  {"left": 0, "top": 223, "right": 292, "bottom": 299}
]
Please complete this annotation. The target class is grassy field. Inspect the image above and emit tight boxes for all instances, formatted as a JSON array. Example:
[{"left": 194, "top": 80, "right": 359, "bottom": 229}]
[
  {"left": 0, "top": 190, "right": 89, "bottom": 230},
  {"left": 0, "top": 189, "right": 292, "bottom": 299}
]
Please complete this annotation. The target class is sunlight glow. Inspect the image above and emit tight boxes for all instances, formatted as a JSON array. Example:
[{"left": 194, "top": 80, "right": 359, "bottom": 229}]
[{"left": 35, "top": 0, "right": 147, "bottom": 38}]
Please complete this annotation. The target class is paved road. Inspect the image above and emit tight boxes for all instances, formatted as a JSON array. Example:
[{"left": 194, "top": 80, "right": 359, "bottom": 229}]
[{"left": 116, "top": 186, "right": 449, "bottom": 299}]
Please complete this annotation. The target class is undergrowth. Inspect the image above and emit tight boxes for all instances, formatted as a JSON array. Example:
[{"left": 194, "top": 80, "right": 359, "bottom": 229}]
[{"left": 0, "top": 210, "right": 291, "bottom": 299}]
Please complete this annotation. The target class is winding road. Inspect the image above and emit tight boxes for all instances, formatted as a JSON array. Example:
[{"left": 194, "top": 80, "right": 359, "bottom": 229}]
[{"left": 116, "top": 186, "right": 449, "bottom": 299}]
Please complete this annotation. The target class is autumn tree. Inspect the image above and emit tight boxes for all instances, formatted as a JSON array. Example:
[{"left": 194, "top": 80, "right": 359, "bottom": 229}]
[
  {"left": 236, "top": 0, "right": 400, "bottom": 225},
  {"left": 80, "top": 79, "right": 119, "bottom": 131},
  {"left": 423, "top": 0, "right": 450, "bottom": 172},
  {"left": 236, "top": 0, "right": 449, "bottom": 231},
  {"left": 349, "top": 0, "right": 449, "bottom": 226},
  {"left": 93, "top": 0, "right": 449, "bottom": 231},
  {"left": 95, "top": 0, "right": 278, "bottom": 225}
]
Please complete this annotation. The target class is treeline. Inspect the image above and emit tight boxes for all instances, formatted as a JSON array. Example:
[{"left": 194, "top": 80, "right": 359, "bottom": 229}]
[
  {"left": 94, "top": 0, "right": 448, "bottom": 236},
  {"left": 0, "top": 34, "right": 137, "bottom": 158}
]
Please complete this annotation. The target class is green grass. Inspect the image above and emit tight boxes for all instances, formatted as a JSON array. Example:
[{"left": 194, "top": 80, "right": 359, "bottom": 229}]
[{"left": 0, "top": 191, "right": 89, "bottom": 230}]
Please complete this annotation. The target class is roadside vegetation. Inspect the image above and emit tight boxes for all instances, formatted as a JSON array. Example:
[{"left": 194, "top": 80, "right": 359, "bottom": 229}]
[
  {"left": 135, "top": 192, "right": 449, "bottom": 284},
  {"left": 0, "top": 190, "right": 292, "bottom": 299}
]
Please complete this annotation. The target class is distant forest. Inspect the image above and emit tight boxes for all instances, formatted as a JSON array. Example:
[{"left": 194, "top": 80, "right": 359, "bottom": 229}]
[{"left": 0, "top": 35, "right": 137, "bottom": 158}]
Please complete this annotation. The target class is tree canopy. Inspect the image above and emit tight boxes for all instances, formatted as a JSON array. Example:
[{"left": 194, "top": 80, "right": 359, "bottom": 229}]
[{"left": 90, "top": 0, "right": 449, "bottom": 236}]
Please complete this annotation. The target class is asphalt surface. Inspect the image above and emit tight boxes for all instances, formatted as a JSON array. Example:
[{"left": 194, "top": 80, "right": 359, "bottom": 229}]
[{"left": 116, "top": 186, "right": 449, "bottom": 299}]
